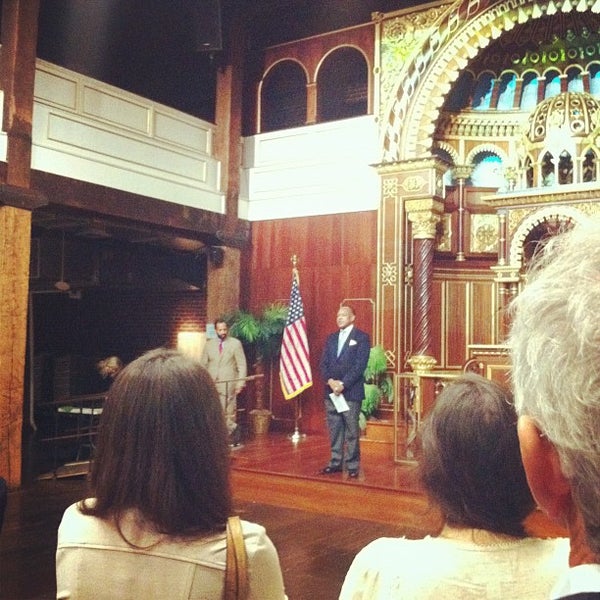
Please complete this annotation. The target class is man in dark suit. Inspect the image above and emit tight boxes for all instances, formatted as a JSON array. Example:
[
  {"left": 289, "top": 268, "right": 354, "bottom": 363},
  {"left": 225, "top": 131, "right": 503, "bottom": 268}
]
[
  {"left": 510, "top": 219, "right": 600, "bottom": 599},
  {"left": 319, "top": 305, "right": 370, "bottom": 479}
]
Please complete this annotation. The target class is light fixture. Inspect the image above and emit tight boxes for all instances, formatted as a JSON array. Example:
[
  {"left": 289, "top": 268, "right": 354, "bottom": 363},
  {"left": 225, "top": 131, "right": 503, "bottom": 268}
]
[
  {"left": 177, "top": 331, "right": 205, "bottom": 361},
  {"left": 54, "top": 232, "right": 70, "bottom": 291}
]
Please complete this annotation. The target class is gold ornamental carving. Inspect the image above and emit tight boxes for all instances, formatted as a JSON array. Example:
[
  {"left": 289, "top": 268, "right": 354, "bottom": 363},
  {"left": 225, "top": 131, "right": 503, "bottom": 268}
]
[
  {"left": 408, "top": 212, "right": 440, "bottom": 239},
  {"left": 406, "top": 198, "right": 444, "bottom": 240},
  {"left": 453, "top": 165, "right": 473, "bottom": 181},
  {"left": 381, "top": 262, "right": 398, "bottom": 286},
  {"left": 379, "top": 6, "right": 447, "bottom": 124},
  {"left": 401, "top": 175, "right": 427, "bottom": 193},
  {"left": 382, "top": 177, "right": 399, "bottom": 199},
  {"left": 408, "top": 354, "right": 438, "bottom": 373},
  {"left": 471, "top": 214, "right": 499, "bottom": 254}
]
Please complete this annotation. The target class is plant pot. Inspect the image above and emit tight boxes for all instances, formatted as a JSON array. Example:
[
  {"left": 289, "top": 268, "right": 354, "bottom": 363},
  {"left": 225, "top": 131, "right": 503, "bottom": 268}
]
[{"left": 250, "top": 408, "right": 272, "bottom": 436}]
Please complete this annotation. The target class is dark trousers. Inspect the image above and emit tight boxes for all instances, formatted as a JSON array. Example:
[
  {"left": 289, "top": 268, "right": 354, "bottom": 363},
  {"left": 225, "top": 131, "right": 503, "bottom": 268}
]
[{"left": 324, "top": 396, "right": 361, "bottom": 471}]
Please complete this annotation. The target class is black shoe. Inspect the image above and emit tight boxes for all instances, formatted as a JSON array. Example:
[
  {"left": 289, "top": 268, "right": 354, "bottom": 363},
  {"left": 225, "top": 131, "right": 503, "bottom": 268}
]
[
  {"left": 348, "top": 469, "right": 359, "bottom": 478},
  {"left": 229, "top": 428, "right": 241, "bottom": 447},
  {"left": 319, "top": 465, "right": 342, "bottom": 475}
]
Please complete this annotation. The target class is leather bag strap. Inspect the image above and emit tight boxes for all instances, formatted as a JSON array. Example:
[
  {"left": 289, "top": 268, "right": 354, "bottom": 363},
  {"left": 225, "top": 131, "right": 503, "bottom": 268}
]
[{"left": 224, "top": 515, "right": 249, "bottom": 600}]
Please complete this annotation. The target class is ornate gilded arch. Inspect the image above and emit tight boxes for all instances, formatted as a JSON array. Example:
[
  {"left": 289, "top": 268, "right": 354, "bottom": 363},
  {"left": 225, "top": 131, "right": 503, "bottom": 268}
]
[
  {"left": 508, "top": 205, "right": 586, "bottom": 268},
  {"left": 382, "top": 0, "right": 600, "bottom": 162},
  {"left": 465, "top": 143, "right": 509, "bottom": 166}
]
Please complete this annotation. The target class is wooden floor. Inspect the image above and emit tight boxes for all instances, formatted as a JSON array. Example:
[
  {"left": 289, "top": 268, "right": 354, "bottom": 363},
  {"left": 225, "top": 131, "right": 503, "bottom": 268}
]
[{"left": 0, "top": 430, "right": 564, "bottom": 600}]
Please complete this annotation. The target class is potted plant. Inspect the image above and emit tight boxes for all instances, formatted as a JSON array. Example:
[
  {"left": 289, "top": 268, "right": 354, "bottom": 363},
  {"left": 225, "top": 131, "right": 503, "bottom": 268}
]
[
  {"left": 360, "top": 345, "right": 393, "bottom": 430},
  {"left": 226, "top": 303, "right": 288, "bottom": 434}
]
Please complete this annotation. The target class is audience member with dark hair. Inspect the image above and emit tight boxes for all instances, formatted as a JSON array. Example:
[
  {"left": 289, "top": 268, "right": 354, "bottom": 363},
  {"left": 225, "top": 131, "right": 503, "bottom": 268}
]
[
  {"left": 510, "top": 217, "right": 600, "bottom": 599},
  {"left": 339, "top": 373, "right": 568, "bottom": 599},
  {"left": 0, "top": 476, "right": 7, "bottom": 533},
  {"left": 56, "top": 348, "right": 286, "bottom": 600}
]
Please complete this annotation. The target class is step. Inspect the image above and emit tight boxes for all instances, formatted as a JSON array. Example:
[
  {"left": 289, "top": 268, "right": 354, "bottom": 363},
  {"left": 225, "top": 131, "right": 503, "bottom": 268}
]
[{"left": 361, "top": 418, "right": 394, "bottom": 444}]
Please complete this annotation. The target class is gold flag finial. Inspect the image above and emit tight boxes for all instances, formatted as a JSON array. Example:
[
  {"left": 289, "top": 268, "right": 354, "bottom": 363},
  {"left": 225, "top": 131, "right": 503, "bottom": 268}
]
[{"left": 291, "top": 254, "right": 298, "bottom": 268}]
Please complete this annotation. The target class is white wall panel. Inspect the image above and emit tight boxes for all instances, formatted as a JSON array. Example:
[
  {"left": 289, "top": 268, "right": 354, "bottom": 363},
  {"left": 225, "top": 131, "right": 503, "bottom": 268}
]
[
  {"left": 241, "top": 116, "right": 380, "bottom": 220},
  {"left": 31, "top": 60, "right": 223, "bottom": 213},
  {"left": 82, "top": 86, "right": 150, "bottom": 133}
]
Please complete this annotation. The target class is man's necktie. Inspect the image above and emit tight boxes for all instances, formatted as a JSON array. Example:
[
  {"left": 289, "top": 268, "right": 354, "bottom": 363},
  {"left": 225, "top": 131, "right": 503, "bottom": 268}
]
[
  {"left": 219, "top": 340, "right": 223, "bottom": 354},
  {"left": 337, "top": 329, "right": 347, "bottom": 356}
]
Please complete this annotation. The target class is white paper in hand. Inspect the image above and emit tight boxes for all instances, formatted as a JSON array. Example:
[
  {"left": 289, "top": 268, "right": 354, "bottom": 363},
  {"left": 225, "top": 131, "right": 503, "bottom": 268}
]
[{"left": 330, "top": 392, "right": 349, "bottom": 413}]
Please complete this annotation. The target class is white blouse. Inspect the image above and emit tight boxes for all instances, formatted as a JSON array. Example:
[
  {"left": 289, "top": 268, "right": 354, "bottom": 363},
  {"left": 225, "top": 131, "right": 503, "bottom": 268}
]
[{"left": 339, "top": 534, "right": 570, "bottom": 600}]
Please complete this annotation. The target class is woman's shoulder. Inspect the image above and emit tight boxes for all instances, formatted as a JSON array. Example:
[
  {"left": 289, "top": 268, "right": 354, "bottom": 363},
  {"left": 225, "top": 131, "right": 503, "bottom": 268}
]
[
  {"left": 238, "top": 519, "right": 276, "bottom": 553},
  {"left": 60, "top": 499, "right": 93, "bottom": 524},
  {"left": 58, "top": 499, "right": 108, "bottom": 542},
  {"left": 518, "top": 536, "right": 571, "bottom": 559},
  {"left": 353, "top": 536, "right": 436, "bottom": 561}
]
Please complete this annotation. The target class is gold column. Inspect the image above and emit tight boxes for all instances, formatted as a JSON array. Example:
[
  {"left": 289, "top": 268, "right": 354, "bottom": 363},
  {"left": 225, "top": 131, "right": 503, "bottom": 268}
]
[
  {"left": 306, "top": 82, "right": 317, "bottom": 125},
  {"left": 490, "top": 210, "right": 519, "bottom": 342},
  {"left": 452, "top": 165, "right": 472, "bottom": 262}
]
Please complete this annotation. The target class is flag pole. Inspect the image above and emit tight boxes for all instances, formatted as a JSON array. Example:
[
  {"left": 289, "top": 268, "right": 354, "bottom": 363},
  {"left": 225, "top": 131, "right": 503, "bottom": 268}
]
[
  {"left": 289, "top": 392, "right": 306, "bottom": 443},
  {"left": 288, "top": 255, "right": 306, "bottom": 443},
  {"left": 280, "top": 254, "right": 312, "bottom": 443}
]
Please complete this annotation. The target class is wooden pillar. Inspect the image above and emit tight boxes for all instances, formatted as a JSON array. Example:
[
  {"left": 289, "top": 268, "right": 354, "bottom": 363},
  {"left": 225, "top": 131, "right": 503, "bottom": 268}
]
[
  {"left": 214, "top": 8, "right": 244, "bottom": 228},
  {"left": 206, "top": 246, "right": 242, "bottom": 321},
  {"left": 376, "top": 157, "right": 447, "bottom": 379},
  {"left": 406, "top": 198, "right": 443, "bottom": 372},
  {"left": 0, "top": 0, "right": 42, "bottom": 488},
  {"left": 212, "top": 6, "right": 244, "bottom": 313},
  {"left": 306, "top": 82, "right": 317, "bottom": 125},
  {"left": 513, "top": 77, "right": 524, "bottom": 109}
]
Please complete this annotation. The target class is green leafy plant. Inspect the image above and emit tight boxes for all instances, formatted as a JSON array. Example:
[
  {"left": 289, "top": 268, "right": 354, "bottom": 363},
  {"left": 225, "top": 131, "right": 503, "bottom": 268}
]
[
  {"left": 226, "top": 303, "right": 288, "bottom": 411},
  {"left": 360, "top": 345, "right": 393, "bottom": 429}
]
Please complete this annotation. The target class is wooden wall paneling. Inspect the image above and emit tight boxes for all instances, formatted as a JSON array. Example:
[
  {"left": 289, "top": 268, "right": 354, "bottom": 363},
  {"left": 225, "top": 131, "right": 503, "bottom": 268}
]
[
  {"left": 470, "top": 279, "right": 496, "bottom": 346},
  {"left": 248, "top": 211, "right": 377, "bottom": 434},
  {"left": 429, "top": 279, "right": 443, "bottom": 368},
  {"left": 378, "top": 190, "right": 400, "bottom": 367},
  {"left": 445, "top": 280, "right": 468, "bottom": 369}
]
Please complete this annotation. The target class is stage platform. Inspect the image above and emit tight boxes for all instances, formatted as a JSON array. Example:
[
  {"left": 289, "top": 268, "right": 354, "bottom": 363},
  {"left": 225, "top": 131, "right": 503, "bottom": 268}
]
[{"left": 230, "top": 431, "right": 439, "bottom": 531}]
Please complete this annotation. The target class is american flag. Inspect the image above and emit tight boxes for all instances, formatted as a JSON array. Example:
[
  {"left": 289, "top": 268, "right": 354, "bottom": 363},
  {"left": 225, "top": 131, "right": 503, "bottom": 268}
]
[{"left": 279, "top": 270, "right": 312, "bottom": 399}]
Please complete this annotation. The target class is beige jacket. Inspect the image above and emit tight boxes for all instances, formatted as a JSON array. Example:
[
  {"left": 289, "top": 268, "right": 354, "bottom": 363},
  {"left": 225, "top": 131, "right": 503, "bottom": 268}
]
[{"left": 56, "top": 502, "right": 286, "bottom": 600}]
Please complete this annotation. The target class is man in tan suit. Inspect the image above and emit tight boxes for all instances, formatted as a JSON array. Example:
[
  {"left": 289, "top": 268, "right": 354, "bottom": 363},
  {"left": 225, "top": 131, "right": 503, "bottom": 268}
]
[{"left": 201, "top": 319, "right": 247, "bottom": 446}]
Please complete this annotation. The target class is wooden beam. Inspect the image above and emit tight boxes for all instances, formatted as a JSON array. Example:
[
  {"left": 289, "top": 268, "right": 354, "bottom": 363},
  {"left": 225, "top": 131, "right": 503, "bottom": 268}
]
[
  {"left": 0, "top": 183, "right": 46, "bottom": 210},
  {"left": 0, "top": 0, "right": 40, "bottom": 488},
  {"left": 29, "top": 168, "right": 250, "bottom": 248}
]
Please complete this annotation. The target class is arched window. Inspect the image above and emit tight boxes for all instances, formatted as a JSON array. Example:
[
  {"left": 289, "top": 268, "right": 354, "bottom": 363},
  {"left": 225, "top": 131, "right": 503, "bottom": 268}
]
[
  {"left": 472, "top": 72, "right": 494, "bottom": 110},
  {"left": 522, "top": 218, "right": 574, "bottom": 269},
  {"left": 541, "top": 152, "right": 555, "bottom": 186},
  {"left": 524, "top": 155, "right": 534, "bottom": 188},
  {"left": 317, "top": 47, "right": 368, "bottom": 123},
  {"left": 496, "top": 72, "right": 516, "bottom": 110},
  {"left": 544, "top": 69, "right": 561, "bottom": 99},
  {"left": 590, "top": 63, "right": 600, "bottom": 97},
  {"left": 567, "top": 66, "right": 584, "bottom": 93},
  {"left": 520, "top": 72, "right": 539, "bottom": 110},
  {"left": 260, "top": 61, "right": 307, "bottom": 133},
  {"left": 558, "top": 151, "right": 573, "bottom": 185},
  {"left": 471, "top": 151, "right": 503, "bottom": 188},
  {"left": 583, "top": 149, "right": 597, "bottom": 182}
]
